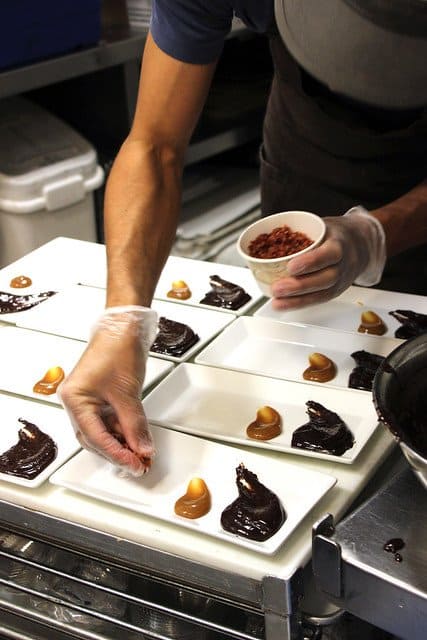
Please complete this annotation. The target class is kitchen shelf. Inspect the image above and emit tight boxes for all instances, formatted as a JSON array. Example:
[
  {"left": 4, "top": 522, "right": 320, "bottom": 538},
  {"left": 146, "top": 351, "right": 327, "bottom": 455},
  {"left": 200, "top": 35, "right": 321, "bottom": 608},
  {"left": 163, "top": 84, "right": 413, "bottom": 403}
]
[
  {"left": 186, "top": 113, "right": 263, "bottom": 166},
  {"left": 0, "top": 28, "right": 148, "bottom": 100},
  {"left": 0, "top": 25, "right": 264, "bottom": 165}
]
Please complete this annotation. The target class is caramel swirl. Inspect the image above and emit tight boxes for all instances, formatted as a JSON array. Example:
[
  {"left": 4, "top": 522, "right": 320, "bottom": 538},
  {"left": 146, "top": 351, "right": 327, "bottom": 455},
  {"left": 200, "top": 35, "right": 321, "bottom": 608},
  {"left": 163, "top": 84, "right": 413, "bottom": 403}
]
[
  {"left": 358, "top": 310, "right": 387, "bottom": 336},
  {"left": 246, "top": 406, "right": 282, "bottom": 441},
  {"left": 33, "top": 366, "right": 65, "bottom": 395},
  {"left": 303, "top": 352, "right": 337, "bottom": 383},
  {"left": 10, "top": 275, "right": 32, "bottom": 288},
  {"left": 167, "top": 280, "right": 192, "bottom": 300},
  {"left": 174, "top": 477, "right": 211, "bottom": 519}
]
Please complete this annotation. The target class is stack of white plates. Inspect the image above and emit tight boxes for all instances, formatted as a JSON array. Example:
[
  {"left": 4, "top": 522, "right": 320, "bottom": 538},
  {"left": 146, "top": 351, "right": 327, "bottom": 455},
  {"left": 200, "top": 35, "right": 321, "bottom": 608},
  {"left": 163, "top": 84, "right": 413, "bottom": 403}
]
[
  {"left": 126, "top": 0, "right": 152, "bottom": 29},
  {"left": 173, "top": 165, "right": 261, "bottom": 262}
]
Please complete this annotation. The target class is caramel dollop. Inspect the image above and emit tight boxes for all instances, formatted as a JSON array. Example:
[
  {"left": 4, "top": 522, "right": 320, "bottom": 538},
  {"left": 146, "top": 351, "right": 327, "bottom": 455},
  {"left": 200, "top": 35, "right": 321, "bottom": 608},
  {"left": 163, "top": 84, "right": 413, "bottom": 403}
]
[
  {"left": 167, "top": 280, "right": 192, "bottom": 300},
  {"left": 174, "top": 477, "right": 211, "bottom": 519},
  {"left": 33, "top": 366, "right": 65, "bottom": 395},
  {"left": 246, "top": 406, "right": 282, "bottom": 441},
  {"left": 10, "top": 275, "right": 32, "bottom": 288},
  {"left": 303, "top": 352, "right": 337, "bottom": 383},
  {"left": 358, "top": 310, "right": 387, "bottom": 336}
]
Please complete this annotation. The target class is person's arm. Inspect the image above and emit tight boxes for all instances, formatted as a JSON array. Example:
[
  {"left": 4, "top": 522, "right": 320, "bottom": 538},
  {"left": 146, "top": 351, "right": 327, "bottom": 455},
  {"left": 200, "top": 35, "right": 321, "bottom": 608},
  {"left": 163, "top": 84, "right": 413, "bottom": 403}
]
[
  {"left": 59, "top": 34, "right": 217, "bottom": 474},
  {"left": 105, "top": 33, "right": 217, "bottom": 308},
  {"left": 271, "top": 179, "right": 427, "bottom": 310},
  {"left": 370, "top": 179, "right": 427, "bottom": 256}
]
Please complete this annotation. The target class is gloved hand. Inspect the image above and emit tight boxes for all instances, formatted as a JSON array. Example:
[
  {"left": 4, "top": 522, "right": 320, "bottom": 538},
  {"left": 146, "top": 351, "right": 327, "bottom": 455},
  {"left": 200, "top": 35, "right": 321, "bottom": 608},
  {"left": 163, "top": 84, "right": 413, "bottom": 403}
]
[
  {"left": 59, "top": 306, "right": 158, "bottom": 476},
  {"left": 271, "top": 206, "right": 386, "bottom": 310}
]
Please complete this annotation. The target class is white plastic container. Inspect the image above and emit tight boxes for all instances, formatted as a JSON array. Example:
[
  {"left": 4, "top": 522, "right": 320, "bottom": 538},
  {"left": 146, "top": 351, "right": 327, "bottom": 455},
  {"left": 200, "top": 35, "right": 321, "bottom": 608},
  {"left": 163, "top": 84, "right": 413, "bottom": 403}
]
[{"left": 0, "top": 97, "right": 104, "bottom": 267}]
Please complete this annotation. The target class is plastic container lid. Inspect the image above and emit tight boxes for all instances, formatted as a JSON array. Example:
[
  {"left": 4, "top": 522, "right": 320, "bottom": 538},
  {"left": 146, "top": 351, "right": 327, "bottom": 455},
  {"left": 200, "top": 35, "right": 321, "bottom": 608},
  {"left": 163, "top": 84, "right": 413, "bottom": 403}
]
[{"left": 0, "top": 97, "right": 103, "bottom": 214}]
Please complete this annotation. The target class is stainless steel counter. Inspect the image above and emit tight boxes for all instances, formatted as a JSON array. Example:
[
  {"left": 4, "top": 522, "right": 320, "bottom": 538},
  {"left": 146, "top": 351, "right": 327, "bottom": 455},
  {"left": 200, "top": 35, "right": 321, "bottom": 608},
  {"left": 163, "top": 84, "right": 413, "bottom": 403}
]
[
  {"left": 0, "top": 238, "right": 424, "bottom": 640},
  {"left": 313, "top": 463, "right": 427, "bottom": 639}
]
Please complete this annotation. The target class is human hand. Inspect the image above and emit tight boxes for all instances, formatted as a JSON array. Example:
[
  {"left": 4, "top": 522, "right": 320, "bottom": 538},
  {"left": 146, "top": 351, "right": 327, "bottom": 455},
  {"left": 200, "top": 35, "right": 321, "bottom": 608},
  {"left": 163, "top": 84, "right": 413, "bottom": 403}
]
[
  {"left": 271, "top": 206, "right": 386, "bottom": 310},
  {"left": 59, "top": 306, "right": 158, "bottom": 476}
]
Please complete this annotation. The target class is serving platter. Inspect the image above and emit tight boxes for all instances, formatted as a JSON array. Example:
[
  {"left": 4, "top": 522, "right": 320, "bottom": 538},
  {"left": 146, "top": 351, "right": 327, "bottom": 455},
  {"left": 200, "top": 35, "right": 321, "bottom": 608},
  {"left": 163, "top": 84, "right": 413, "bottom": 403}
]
[
  {"left": 0, "top": 393, "right": 80, "bottom": 488},
  {"left": 255, "top": 285, "right": 426, "bottom": 340},
  {"left": 0, "top": 326, "right": 173, "bottom": 405},
  {"left": 16, "top": 285, "right": 234, "bottom": 363},
  {"left": 195, "top": 316, "right": 402, "bottom": 391},
  {"left": 144, "top": 363, "right": 378, "bottom": 464},
  {"left": 50, "top": 423, "right": 336, "bottom": 555}
]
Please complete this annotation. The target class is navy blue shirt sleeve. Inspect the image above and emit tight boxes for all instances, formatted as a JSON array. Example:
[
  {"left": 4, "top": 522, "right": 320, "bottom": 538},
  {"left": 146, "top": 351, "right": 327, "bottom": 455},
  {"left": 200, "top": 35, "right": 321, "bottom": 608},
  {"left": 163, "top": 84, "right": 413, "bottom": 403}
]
[
  {"left": 151, "top": 0, "right": 233, "bottom": 64},
  {"left": 150, "top": 1, "right": 273, "bottom": 64}
]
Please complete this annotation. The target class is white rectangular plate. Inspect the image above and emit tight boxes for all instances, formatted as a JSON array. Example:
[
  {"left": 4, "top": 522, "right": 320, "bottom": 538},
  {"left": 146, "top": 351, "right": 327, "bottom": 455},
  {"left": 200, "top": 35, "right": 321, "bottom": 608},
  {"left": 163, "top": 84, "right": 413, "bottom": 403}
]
[
  {"left": 0, "top": 238, "right": 106, "bottom": 326},
  {"left": 150, "top": 300, "right": 235, "bottom": 362},
  {"left": 16, "top": 285, "right": 234, "bottom": 363},
  {"left": 0, "top": 394, "right": 80, "bottom": 488},
  {"left": 50, "top": 424, "right": 336, "bottom": 555},
  {"left": 15, "top": 285, "right": 106, "bottom": 340},
  {"left": 153, "top": 256, "right": 262, "bottom": 315},
  {"left": 144, "top": 363, "right": 378, "bottom": 464},
  {"left": 79, "top": 255, "right": 263, "bottom": 316},
  {"left": 195, "top": 316, "right": 402, "bottom": 391},
  {"left": 0, "top": 326, "right": 173, "bottom": 405},
  {"left": 255, "top": 285, "right": 426, "bottom": 340}
]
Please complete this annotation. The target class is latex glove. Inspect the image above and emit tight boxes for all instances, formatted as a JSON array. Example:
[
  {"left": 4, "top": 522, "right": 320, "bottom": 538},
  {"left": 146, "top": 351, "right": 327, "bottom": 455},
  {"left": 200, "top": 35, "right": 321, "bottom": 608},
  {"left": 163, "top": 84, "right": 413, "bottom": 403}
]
[
  {"left": 271, "top": 206, "right": 386, "bottom": 310},
  {"left": 59, "top": 306, "right": 158, "bottom": 476}
]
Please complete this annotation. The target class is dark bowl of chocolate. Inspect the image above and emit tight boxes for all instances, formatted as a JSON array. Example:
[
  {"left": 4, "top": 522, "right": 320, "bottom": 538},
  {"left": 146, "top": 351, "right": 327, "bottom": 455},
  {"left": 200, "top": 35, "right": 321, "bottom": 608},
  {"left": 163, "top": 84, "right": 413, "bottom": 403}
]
[{"left": 372, "top": 334, "right": 427, "bottom": 490}]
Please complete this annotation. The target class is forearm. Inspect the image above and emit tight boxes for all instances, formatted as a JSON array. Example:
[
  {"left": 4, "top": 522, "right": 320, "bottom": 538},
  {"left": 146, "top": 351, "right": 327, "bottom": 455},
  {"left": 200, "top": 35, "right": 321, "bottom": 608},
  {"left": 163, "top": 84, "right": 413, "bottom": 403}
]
[
  {"left": 370, "top": 179, "right": 427, "bottom": 256},
  {"left": 104, "top": 137, "right": 183, "bottom": 308}
]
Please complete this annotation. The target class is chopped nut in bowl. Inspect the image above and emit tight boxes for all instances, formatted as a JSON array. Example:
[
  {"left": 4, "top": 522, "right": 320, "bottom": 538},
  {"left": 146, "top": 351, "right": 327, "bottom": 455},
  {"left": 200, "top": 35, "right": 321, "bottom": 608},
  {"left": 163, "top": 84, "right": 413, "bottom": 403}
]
[{"left": 236, "top": 211, "right": 325, "bottom": 296}]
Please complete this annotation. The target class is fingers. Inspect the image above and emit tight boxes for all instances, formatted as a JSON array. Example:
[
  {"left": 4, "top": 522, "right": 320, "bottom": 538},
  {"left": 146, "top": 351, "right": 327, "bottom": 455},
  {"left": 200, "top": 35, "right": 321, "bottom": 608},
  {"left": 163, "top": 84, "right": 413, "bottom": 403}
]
[
  {"left": 286, "top": 237, "right": 342, "bottom": 277},
  {"left": 106, "top": 397, "right": 156, "bottom": 461},
  {"left": 272, "top": 264, "right": 340, "bottom": 299},
  {"left": 271, "top": 286, "right": 340, "bottom": 311},
  {"left": 60, "top": 380, "right": 153, "bottom": 477},
  {"left": 76, "top": 410, "right": 151, "bottom": 476},
  {"left": 270, "top": 226, "right": 356, "bottom": 309}
]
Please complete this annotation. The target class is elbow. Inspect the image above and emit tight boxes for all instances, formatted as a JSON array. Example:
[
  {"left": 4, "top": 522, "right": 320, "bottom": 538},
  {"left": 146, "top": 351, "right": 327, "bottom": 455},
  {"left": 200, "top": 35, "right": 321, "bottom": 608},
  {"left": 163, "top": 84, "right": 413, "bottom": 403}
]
[{"left": 120, "top": 136, "right": 184, "bottom": 174}]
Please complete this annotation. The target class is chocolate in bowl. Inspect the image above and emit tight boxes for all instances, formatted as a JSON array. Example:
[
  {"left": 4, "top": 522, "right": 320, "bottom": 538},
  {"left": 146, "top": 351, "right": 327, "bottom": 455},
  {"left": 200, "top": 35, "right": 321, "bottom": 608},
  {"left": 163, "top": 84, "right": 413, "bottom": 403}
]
[{"left": 373, "top": 334, "right": 427, "bottom": 490}]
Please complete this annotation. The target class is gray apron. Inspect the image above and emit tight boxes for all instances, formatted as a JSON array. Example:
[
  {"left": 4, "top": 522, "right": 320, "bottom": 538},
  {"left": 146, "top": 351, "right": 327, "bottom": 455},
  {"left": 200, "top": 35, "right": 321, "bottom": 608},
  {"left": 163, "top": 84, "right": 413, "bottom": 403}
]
[{"left": 260, "top": 28, "right": 427, "bottom": 295}]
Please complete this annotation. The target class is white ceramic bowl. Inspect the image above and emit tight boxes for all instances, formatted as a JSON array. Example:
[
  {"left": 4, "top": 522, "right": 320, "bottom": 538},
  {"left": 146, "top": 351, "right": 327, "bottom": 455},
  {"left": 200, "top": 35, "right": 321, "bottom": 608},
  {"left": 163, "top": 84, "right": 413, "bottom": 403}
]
[{"left": 236, "top": 210, "right": 326, "bottom": 297}]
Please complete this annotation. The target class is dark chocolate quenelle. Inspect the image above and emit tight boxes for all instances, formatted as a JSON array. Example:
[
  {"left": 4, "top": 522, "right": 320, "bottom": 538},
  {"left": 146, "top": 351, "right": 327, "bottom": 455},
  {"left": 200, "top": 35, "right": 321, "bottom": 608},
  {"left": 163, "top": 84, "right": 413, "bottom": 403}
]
[
  {"left": 348, "top": 350, "right": 385, "bottom": 392},
  {"left": 199, "top": 275, "right": 251, "bottom": 311},
  {"left": 150, "top": 316, "right": 200, "bottom": 357},
  {"left": 0, "top": 290, "right": 56, "bottom": 314},
  {"left": 0, "top": 419, "right": 57, "bottom": 480},
  {"left": 389, "top": 309, "right": 427, "bottom": 339},
  {"left": 221, "top": 463, "right": 286, "bottom": 542},
  {"left": 292, "top": 401, "right": 354, "bottom": 456}
]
